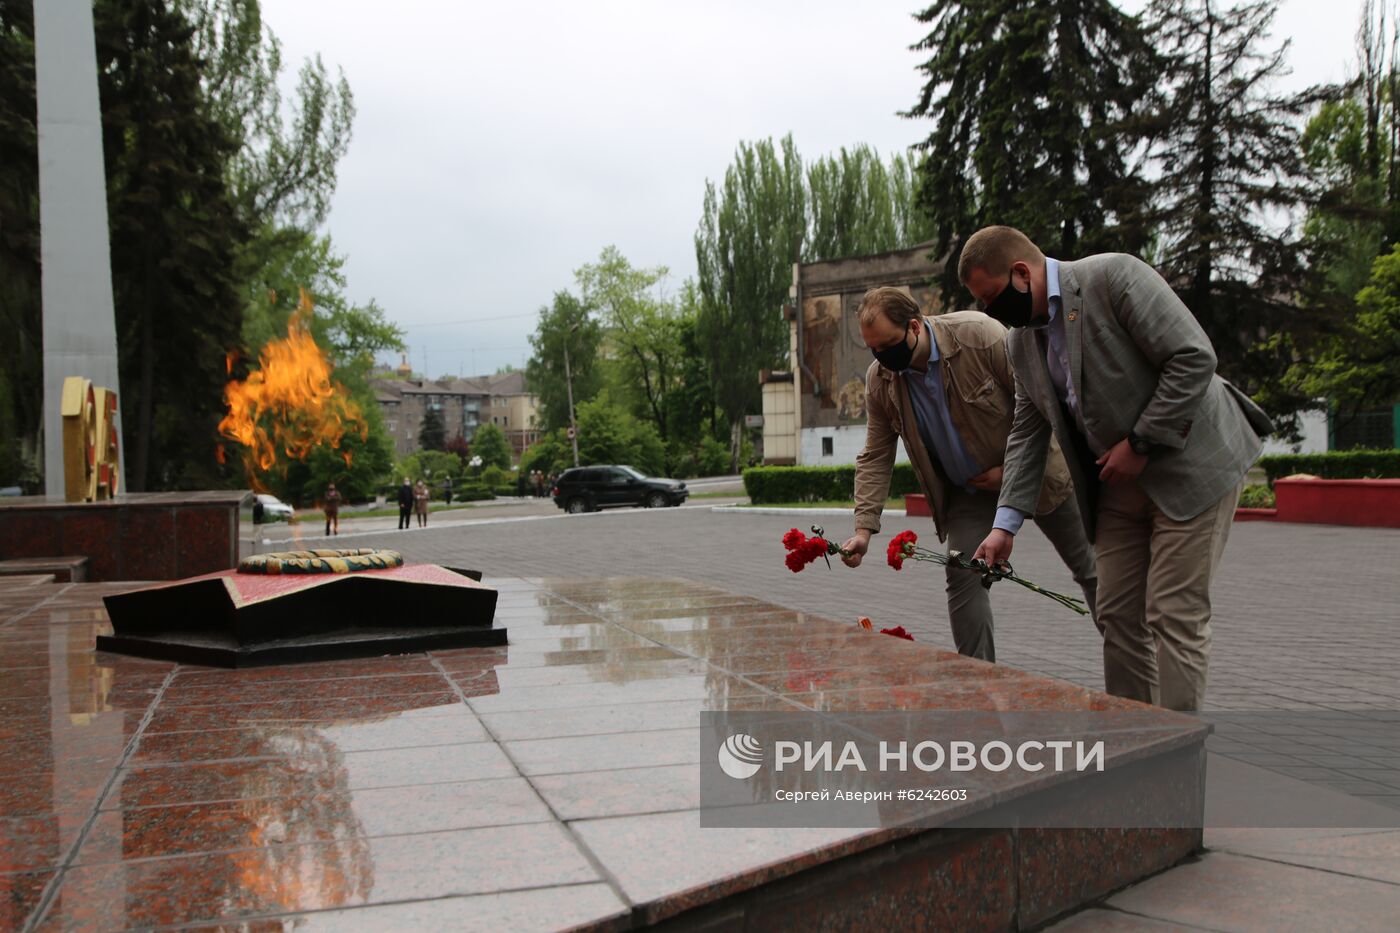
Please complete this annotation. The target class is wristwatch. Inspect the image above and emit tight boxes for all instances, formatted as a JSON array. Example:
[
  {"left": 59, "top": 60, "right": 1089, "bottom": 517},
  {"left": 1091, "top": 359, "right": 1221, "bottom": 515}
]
[{"left": 1126, "top": 430, "right": 1152, "bottom": 456}]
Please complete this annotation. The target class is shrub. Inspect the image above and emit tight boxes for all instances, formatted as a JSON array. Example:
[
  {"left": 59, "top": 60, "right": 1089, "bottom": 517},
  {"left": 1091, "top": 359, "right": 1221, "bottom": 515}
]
[
  {"left": 453, "top": 483, "right": 493, "bottom": 501},
  {"left": 1238, "top": 484, "right": 1275, "bottom": 509},
  {"left": 742, "top": 464, "right": 921, "bottom": 504},
  {"left": 480, "top": 464, "right": 508, "bottom": 488},
  {"left": 1258, "top": 450, "right": 1400, "bottom": 484}
]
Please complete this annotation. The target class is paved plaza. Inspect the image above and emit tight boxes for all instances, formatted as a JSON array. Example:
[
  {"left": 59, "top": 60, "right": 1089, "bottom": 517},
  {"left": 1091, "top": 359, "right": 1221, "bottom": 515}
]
[
  {"left": 280, "top": 503, "right": 1400, "bottom": 930},
  {"left": 269, "top": 502, "right": 1400, "bottom": 807},
  {"left": 4, "top": 503, "right": 1396, "bottom": 930}
]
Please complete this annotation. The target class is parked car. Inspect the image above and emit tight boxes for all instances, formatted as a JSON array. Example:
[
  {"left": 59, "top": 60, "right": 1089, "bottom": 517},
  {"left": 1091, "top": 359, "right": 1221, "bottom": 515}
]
[
  {"left": 253, "top": 493, "right": 294, "bottom": 523},
  {"left": 551, "top": 465, "right": 688, "bottom": 513}
]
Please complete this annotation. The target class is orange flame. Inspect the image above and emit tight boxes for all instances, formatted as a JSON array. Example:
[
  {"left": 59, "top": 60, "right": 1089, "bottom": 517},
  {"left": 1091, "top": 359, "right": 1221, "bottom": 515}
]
[{"left": 219, "top": 289, "right": 367, "bottom": 484}]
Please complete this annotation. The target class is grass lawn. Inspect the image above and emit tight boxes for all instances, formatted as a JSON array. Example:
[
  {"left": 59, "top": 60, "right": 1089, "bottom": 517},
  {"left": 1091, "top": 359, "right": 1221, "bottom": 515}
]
[
  {"left": 738, "top": 498, "right": 906, "bottom": 511},
  {"left": 288, "top": 499, "right": 498, "bottom": 522}
]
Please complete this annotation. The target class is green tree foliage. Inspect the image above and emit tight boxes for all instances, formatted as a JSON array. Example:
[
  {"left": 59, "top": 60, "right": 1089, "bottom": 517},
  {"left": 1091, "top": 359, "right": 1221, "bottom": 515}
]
[
  {"left": 183, "top": 0, "right": 354, "bottom": 227},
  {"left": 238, "top": 230, "right": 402, "bottom": 361},
  {"left": 519, "top": 430, "right": 573, "bottom": 480},
  {"left": 471, "top": 422, "right": 513, "bottom": 470},
  {"left": 526, "top": 290, "right": 603, "bottom": 432},
  {"left": 0, "top": 0, "right": 369, "bottom": 492},
  {"left": 906, "top": 0, "right": 1157, "bottom": 297},
  {"left": 417, "top": 406, "right": 446, "bottom": 452},
  {"left": 97, "top": 0, "right": 249, "bottom": 490},
  {"left": 695, "top": 135, "right": 806, "bottom": 469},
  {"left": 1141, "top": 0, "right": 1314, "bottom": 400},
  {"left": 662, "top": 286, "right": 720, "bottom": 443},
  {"left": 693, "top": 137, "right": 941, "bottom": 471},
  {"left": 576, "top": 246, "right": 683, "bottom": 440},
  {"left": 479, "top": 464, "right": 509, "bottom": 489},
  {"left": 575, "top": 395, "right": 666, "bottom": 476},
  {"left": 396, "top": 449, "right": 464, "bottom": 485},
  {"left": 1281, "top": 243, "right": 1400, "bottom": 416},
  {"left": 0, "top": 0, "right": 40, "bottom": 488},
  {"left": 1295, "top": 1, "right": 1398, "bottom": 309},
  {"left": 806, "top": 147, "right": 933, "bottom": 259},
  {"left": 1269, "top": 1, "right": 1400, "bottom": 428},
  {"left": 1302, "top": 96, "right": 1388, "bottom": 301},
  {"left": 283, "top": 403, "right": 392, "bottom": 506}
]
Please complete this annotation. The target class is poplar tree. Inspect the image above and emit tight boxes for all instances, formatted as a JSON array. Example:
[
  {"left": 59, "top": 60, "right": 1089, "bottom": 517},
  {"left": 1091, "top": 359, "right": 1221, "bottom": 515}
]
[{"left": 694, "top": 135, "right": 806, "bottom": 470}]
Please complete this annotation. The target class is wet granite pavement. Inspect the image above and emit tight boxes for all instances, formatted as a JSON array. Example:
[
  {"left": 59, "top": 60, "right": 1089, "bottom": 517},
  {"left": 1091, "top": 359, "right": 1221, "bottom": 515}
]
[
  {"left": 5, "top": 505, "right": 1399, "bottom": 930},
  {"left": 3, "top": 570, "right": 1205, "bottom": 931}
]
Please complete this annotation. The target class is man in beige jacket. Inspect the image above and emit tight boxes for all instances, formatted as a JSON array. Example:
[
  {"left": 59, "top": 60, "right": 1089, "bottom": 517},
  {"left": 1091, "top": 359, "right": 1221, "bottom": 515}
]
[{"left": 841, "top": 287, "right": 1097, "bottom": 662}]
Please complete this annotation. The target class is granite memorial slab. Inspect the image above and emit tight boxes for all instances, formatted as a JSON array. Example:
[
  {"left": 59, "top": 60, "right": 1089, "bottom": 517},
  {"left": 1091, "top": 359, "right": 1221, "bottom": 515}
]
[
  {"left": 6, "top": 574, "right": 1207, "bottom": 930},
  {"left": 97, "top": 551, "right": 504, "bottom": 666}
]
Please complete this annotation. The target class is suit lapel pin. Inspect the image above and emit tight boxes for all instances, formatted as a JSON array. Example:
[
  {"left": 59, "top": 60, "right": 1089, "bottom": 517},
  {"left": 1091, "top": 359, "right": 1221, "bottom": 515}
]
[{"left": 1067, "top": 310, "right": 1077, "bottom": 322}]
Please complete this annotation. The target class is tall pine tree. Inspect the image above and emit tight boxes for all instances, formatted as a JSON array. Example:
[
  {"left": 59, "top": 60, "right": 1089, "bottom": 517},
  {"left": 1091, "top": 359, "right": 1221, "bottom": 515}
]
[
  {"left": 1142, "top": 0, "right": 1312, "bottom": 399},
  {"left": 0, "top": 0, "right": 41, "bottom": 488},
  {"left": 97, "top": 0, "right": 247, "bottom": 490},
  {"left": 905, "top": 0, "right": 1157, "bottom": 296}
]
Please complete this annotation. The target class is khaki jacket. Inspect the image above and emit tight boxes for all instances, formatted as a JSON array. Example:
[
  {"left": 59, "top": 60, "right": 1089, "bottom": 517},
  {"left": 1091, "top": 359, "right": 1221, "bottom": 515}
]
[{"left": 854, "top": 312, "right": 1073, "bottom": 542}]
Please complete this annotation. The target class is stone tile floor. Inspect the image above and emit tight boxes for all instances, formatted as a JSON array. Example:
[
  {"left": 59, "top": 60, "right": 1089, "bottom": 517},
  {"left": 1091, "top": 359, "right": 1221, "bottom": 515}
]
[
  {"left": 306, "top": 506, "right": 1400, "bottom": 807},
  {"left": 1, "top": 570, "right": 1201, "bottom": 931},
  {"left": 279, "top": 505, "right": 1400, "bottom": 930},
  {"left": 4, "top": 505, "right": 1398, "bottom": 930}
]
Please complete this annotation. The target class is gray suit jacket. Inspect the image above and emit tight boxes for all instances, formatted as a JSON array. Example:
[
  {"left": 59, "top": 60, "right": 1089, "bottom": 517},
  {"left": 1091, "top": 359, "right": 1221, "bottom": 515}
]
[{"left": 998, "top": 253, "right": 1274, "bottom": 536}]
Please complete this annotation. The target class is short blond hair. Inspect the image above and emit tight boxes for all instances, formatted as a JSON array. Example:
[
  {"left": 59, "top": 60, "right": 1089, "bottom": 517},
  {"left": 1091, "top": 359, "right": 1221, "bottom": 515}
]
[
  {"left": 857, "top": 286, "right": 921, "bottom": 328},
  {"left": 957, "top": 225, "right": 1044, "bottom": 284}
]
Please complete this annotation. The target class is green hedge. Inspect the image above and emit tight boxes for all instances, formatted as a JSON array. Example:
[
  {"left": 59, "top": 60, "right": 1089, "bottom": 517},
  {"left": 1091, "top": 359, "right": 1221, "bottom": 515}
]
[
  {"left": 742, "top": 464, "right": 921, "bottom": 504},
  {"left": 1258, "top": 450, "right": 1400, "bottom": 485},
  {"left": 452, "top": 484, "right": 494, "bottom": 502},
  {"left": 1238, "top": 484, "right": 1275, "bottom": 509}
]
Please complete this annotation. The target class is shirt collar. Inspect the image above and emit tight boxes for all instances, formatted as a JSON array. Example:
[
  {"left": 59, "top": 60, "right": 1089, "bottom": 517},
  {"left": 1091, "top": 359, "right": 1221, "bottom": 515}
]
[
  {"left": 922, "top": 319, "right": 939, "bottom": 363},
  {"left": 1044, "top": 257, "right": 1062, "bottom": 324}
]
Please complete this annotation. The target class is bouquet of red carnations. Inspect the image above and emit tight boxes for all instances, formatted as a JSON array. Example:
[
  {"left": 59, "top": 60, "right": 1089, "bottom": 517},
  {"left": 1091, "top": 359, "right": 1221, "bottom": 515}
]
[
  {"left": 781, "top": 528, "right": 914, "bottom": 640},
  {"left": 781, "top": 525, "right": 1089, "bottom": 617}
]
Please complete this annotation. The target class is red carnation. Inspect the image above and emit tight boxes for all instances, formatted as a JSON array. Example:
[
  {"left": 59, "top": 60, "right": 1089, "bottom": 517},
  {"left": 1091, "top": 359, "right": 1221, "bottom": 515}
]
[
  {"left": 781, "top": 530, "right": 834, "bottom": 573},
  {"left": 880, "top": 625, "right": 914, "bottom": 641},
  {"left": 886, "top": 530, "right": 917, "bottom": 570}
]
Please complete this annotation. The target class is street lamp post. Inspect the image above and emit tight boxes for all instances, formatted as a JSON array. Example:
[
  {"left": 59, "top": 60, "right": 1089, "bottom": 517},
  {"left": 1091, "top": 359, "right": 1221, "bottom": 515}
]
[{"left": 563, "top": 321, "right": 581, "bottom": 468}]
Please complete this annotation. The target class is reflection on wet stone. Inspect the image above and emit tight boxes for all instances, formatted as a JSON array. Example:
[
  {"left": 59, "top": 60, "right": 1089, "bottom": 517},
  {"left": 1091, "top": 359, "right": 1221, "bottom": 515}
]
[{"left": 2, "top": 573, "right": 1214, "bottom": 930}]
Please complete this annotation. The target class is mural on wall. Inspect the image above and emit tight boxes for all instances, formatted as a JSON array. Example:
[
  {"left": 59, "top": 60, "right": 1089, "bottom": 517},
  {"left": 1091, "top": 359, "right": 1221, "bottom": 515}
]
[
  {"left": 799, "top": 285, "right": 942, "bottom": 429},
  {"left": 799, "top": 296, "right": 838, "bottom": 412}
]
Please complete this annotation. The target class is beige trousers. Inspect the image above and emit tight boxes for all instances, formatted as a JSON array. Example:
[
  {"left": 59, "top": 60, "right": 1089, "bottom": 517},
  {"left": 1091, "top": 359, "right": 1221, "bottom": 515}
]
[
  {"left": 943, "top": 488, "right": 1098, "bottom": 663},
  {"left": 1094, "top": 479, "right": 1241, "bottom": 711}
]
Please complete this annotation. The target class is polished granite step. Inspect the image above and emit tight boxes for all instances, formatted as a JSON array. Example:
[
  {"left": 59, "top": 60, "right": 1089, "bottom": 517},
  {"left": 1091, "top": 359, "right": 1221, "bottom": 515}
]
[{"left": 0, "top": 575, "right": 1206, "bottom": 931}]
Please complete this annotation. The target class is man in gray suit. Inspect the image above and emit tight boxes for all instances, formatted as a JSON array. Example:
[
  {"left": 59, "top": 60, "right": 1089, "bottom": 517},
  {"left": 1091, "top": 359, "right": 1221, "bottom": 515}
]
[{"left": 962, "top": 226, "right": 1273, "bottom": 711}]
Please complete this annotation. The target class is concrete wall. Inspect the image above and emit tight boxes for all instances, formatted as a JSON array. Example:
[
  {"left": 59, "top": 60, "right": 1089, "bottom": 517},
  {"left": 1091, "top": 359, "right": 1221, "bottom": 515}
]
[
  {"left": 799, "top": 425, "right": 908, "bottom": 466},
  {"left": 761, "top": 380, "right": 797, "bottom": 464}
]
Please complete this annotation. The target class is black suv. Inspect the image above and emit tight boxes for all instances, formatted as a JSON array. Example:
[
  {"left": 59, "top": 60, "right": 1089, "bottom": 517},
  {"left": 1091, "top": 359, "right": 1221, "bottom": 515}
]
[{"left": 551, "top": 465, "right": 688, "bottom": 513}]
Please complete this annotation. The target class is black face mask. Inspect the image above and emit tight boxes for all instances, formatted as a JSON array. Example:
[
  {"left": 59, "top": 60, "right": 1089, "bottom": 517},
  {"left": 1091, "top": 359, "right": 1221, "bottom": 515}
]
[
  {"left": 871, "top": 323, "right": 917, "bottom": 371},
  {"left": 983, "top": 267, "right": 1035, "bottom": 328}
]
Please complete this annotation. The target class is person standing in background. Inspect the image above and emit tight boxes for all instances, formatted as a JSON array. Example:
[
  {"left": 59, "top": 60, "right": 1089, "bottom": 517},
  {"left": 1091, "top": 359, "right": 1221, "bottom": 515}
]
[
  {"left": 323, "top": 481, "right": 341, "bottom": 536},
  {"left": 397, "top": 477, "right": 413, "bottom": 530},
  {"left": 414, "top": 478, "right": 430, "bottom": 528}
]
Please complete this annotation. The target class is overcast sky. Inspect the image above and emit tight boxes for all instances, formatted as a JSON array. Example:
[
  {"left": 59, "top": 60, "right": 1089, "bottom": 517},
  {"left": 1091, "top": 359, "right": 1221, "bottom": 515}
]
[{"left": 259, "top": 0, "right": 1368, "bottom": 379}]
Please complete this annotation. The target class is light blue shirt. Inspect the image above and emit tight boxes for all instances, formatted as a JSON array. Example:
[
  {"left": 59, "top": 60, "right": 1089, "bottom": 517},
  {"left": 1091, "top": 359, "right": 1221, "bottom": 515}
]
[
  {"left": 993, "top": 258, "right": 1084, "bottom": 535},
  {"left": 903, "top": 321, "right": 983, "bottom": 492}
]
